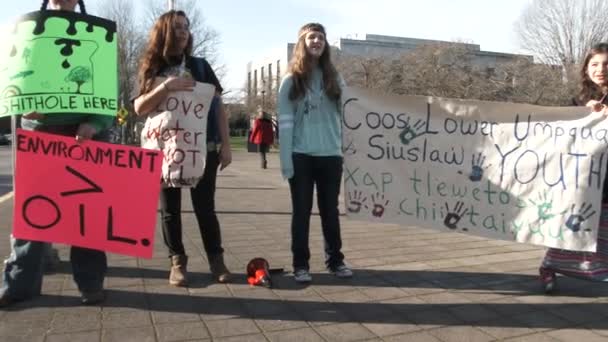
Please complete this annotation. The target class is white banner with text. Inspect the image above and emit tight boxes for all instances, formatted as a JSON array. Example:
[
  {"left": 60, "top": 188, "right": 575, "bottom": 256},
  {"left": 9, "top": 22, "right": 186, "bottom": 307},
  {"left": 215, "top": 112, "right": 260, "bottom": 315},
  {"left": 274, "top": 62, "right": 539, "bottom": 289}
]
[{"left": 343, "top": 87, "right": 608, "bottom": 252}]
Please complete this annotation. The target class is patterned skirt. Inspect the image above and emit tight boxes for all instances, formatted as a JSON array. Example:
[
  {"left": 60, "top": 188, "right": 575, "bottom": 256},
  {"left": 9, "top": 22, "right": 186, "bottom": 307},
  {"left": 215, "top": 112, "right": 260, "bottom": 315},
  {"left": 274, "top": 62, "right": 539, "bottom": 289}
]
[{"left": 542, "top": 203, "right": 608, "bottom": 281}]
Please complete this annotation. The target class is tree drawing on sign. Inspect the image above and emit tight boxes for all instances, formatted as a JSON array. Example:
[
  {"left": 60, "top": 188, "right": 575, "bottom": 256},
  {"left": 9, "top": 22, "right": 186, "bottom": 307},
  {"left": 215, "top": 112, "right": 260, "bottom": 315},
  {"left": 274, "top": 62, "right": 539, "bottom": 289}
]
[
  {"left": 64, "top": 66, "right": 91, "bottom": 93},
  {"left": 22, "top": 47, "right": 31, "bottom": 63}
]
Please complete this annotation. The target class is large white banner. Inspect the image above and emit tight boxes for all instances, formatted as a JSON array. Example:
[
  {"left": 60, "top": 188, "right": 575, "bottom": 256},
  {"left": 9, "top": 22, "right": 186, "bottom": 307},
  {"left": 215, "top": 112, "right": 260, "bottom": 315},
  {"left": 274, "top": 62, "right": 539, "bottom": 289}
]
[{"left": 343, "top": 87, "right": 608, "bottom": 252}]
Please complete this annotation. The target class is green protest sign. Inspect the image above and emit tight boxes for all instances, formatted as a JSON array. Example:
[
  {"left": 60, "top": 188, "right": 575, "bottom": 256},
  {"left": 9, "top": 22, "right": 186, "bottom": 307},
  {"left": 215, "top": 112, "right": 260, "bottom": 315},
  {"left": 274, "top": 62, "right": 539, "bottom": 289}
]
[{"left": 0, "top": 11, "right": 118, "bottom": 117}]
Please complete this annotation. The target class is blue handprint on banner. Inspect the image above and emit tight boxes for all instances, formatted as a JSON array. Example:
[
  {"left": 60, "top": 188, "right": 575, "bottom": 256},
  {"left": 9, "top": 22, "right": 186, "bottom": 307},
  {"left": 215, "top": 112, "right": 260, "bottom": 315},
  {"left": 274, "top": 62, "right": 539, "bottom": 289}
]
[
  {"left": 399, "top": 118, "right": 426, "bottom": 145},
  {"left": 469, "top": 153, "right": 487, "bottom": 182},
  {"left": 565, "top": 203, "right": 596, "bottom": 232}
]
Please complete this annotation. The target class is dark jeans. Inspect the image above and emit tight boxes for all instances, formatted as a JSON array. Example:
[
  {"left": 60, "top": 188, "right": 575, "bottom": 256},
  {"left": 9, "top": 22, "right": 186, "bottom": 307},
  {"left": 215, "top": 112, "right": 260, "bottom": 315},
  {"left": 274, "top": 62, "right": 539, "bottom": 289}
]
[
  {"left": 288, "top": 153, "right": 344, "bottom": 271},
  {"left": 159, "top": 150, "right": 224, "bottom": 257},
  {"left": 259, "top": 144, "right": 269, "bottom": 167},
  {"left": 2, "top": 123, "right": 107, "bottom": 300}
]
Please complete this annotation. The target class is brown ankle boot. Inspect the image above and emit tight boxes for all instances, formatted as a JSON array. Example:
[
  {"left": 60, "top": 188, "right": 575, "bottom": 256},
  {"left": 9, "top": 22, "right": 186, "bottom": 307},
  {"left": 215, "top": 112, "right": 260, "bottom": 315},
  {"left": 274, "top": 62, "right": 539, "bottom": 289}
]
[
  {"left": 169, "top": 254, "right": 188, "bottom": 286},
  {"left": 209, "top": 254, "right": 232, "bottom": 283}
]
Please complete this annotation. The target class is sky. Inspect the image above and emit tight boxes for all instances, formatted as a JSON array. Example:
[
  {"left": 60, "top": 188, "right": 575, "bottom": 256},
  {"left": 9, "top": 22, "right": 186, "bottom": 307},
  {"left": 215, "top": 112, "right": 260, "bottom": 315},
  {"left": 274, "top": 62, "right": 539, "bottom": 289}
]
[{"left": 0, "top": 0, "right": 533, "bottom": 98}]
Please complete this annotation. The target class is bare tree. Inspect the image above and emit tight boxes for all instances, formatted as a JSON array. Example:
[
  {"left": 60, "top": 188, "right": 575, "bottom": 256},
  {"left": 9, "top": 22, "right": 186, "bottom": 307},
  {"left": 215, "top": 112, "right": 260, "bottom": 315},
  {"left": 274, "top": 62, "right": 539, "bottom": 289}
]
[
  {"left": 98, "top": 0, "right": 144, "bottom": 104},
  {"left": 336, "top": 53, "right": 401, "bottom": 93},
  {"left": 144, "top": 0, "right": 225, "bottom": 80},
  {"left": 240, "top": 82, "right": 279, "bottom": 118},
  {"left": 493, "top": 59, "right": 572, "bottom": 106},
  {"left": 96, "top": 0, "right": 145, "bottom": 143},
  {"left": 516, "top": 0, "right": 608, "bottom": 67},
  {"left": 337, "top": 43, "right": 570, "bottom": 106}
]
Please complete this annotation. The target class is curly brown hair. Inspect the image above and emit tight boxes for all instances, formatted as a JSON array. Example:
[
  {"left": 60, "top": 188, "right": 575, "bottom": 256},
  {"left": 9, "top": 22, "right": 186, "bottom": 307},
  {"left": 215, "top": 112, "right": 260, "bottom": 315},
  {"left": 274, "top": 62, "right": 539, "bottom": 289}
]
[
  {"left": 577, "top": 42, "right": 608, "bottom": 105},
  {"left": 137, "top": 10, "right": 193, "bottom": 96},
  {"left": 288, "top": 23, "right": 341, "bottom": 102}
]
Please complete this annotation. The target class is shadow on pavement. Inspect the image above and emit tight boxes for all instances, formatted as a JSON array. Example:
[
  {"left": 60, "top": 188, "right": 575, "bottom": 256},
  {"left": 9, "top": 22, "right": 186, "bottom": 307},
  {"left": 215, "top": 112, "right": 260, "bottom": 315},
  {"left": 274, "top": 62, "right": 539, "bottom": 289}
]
[
  {"left": 4, "top": 283, "right": 608, "bottom": 329},
  {"left": 49, "top": 262, "right": 608, "bottom": 298}
]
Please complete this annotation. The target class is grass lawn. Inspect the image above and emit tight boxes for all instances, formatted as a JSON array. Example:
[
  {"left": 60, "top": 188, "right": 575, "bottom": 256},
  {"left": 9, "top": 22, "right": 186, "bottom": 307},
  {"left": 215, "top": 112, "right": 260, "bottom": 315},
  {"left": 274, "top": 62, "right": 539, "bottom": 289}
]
[
  {"left": 229, "top": 136, "right": 278, "bottom": 152},
  {"left": 229, "top": 136, "right": 248, "bottom": 150}
]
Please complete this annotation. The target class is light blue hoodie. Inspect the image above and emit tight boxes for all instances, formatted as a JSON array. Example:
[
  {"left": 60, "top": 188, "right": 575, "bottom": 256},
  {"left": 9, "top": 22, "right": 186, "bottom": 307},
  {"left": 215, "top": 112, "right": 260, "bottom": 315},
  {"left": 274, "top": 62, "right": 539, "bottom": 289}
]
[{"left": 278, "top": 68, "right": 344, "bottom": 179}]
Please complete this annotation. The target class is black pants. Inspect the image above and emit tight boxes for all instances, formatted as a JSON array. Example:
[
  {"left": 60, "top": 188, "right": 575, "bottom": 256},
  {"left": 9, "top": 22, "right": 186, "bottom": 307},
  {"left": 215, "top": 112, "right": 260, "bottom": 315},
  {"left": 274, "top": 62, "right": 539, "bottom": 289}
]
[
  {"left": 159, "top": 150, "right": 224, "bottom": 257},
  {"left": 259, "top": 144, "right": 269, "bottom": 167},
  {"left": 288, "top": 153, "right": 344, "bottom": 271}
]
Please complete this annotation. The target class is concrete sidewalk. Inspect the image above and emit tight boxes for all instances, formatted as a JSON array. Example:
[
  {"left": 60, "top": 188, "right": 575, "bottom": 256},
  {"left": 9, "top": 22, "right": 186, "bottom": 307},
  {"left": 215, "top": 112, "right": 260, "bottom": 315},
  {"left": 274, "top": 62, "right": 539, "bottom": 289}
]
[{"left": 1, "top": 150, "right": 608, "bottom": 342}]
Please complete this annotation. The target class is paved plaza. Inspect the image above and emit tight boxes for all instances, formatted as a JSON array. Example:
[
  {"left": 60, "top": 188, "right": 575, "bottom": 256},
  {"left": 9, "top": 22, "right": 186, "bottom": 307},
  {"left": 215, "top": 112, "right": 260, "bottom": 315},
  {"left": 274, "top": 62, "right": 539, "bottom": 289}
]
[{"left": 1, "top": 150, "right": 608, "bottom": 341}]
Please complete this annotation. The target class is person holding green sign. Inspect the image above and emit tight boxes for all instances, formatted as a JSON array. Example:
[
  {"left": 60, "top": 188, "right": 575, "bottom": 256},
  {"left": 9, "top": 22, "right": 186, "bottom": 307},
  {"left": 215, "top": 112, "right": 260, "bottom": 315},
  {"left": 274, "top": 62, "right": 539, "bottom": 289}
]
[
  {"left": 134, "top": 10, "right": 232, "bottom": 287},
  {"left": 0, "top": 0, "right": 112, "bottom": 307}
]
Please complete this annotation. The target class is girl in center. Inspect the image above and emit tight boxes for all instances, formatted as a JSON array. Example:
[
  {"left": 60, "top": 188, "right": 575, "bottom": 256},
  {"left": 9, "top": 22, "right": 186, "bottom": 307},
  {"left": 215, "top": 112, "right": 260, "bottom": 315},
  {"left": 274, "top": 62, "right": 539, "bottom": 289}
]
[
  {"left": 134, "top": 10, "right": 232, "bottom": 286},
  {"left": 278, "top": 23, "right": 353, "bottom": 283}
]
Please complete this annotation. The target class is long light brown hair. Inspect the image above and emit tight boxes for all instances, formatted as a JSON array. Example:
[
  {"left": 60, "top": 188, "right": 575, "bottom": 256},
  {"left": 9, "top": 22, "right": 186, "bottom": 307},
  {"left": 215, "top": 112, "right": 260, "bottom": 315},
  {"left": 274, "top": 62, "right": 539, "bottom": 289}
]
[
  {"left": 578, "top": 43, "right": 608, "bottom": 105},
  {"left": 137, "top": 10, "right": 193, "bottom": 96},
  {"left": 288, "top": 23, "right": 341, "bottom": 102}
]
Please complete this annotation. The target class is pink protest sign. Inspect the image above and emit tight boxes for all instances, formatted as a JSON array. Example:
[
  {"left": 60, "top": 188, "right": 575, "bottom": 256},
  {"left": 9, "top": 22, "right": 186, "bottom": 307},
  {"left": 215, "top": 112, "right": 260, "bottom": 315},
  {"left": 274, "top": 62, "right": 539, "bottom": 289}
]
[{"left": 12, "top": 129, "right": 163, "bottom": 258}]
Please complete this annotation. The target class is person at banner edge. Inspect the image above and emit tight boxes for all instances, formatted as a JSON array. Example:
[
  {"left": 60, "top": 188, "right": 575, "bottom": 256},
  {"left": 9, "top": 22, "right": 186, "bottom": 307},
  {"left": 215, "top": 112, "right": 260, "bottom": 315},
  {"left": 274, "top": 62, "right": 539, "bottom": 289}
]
[
  {"left": 278, "top": 22, "right": 352, "bottom": 283},
  {"left": 0, "top": 0, "right": 111, "bottom": 308},
  {"left": 539, "top": 42, "right": 608, "bottom": 293},
  {"left": 250, "top": 108, "right": 274, "bottom": 169},
  {"left": 133, "top": 10, "right": 232, "bottom": 286}
]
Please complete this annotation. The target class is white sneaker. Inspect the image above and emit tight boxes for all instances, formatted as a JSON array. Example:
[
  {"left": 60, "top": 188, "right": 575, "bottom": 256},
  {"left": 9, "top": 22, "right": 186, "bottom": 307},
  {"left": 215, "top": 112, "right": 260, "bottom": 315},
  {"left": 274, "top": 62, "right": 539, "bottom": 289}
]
[
  {"left": 294, "top": 269, "right": 312, "bottom": 283},
  {"left": 331, "top": 264, "right": 353, "bottom": 278}
]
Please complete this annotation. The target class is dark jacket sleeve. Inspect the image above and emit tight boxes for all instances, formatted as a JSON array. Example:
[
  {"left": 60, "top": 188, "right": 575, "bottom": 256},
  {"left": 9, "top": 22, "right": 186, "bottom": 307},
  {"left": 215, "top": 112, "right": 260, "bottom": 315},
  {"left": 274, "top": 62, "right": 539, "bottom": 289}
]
[
  {"left": 189, "top": 57, "right": 223, "bottom": 94},
  {"left": 201, "top": 59, "right": 223, "bottom": 94}
]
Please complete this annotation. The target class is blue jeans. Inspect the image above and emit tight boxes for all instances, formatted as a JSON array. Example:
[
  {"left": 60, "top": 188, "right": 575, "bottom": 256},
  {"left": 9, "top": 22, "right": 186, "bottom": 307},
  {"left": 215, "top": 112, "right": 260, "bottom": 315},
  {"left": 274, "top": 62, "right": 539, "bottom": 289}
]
[
  {"left": 1, "top": 123, "right": 108, "bottom": 300},
  {"left": 288, "top": 153, "right": 345, "bottom": 271},
  {"left": 2, "top": 236, "right": 107, "bottom": 300}
]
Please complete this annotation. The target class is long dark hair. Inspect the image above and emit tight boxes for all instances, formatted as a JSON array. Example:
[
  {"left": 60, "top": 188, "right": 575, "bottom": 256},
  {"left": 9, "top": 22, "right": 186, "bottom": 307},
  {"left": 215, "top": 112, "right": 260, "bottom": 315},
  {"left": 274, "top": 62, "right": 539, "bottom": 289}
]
[
  {"left": 578, "top": 42, "right": 608, "bottom": 104},
  {"left": 40, "top": 0, "right": 87, "bottom": 13},
  {"left": 137, "top": 10, "right": 193, "bottom": 96},
  {"left": 288, "top": 23, "right": 341, "bottom": 102}
]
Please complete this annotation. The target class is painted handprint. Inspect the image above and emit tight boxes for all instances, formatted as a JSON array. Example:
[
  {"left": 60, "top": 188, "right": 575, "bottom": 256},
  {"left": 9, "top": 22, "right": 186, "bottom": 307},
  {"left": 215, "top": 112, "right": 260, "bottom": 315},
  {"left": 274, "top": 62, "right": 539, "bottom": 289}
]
[
  {"left": 399, "top": 118, "right": 426, "bottom": 145},
  {"left": 368, "top": 192, "right": 389, "bottom": 218},
  {"left": 469, "top": 153, "right": 487, "bottom": 182},
  {"left": 528, "top": 191, "right": 556, "bottom": 222},
  {"left": 565, "top": 203, "right": 596, "bottom": 232},
  {"left": 443, "top": 201, "right": 469, "bottom": 230},
  {"left": 347, "top": 190, "right": 367, "bottom": 213}
]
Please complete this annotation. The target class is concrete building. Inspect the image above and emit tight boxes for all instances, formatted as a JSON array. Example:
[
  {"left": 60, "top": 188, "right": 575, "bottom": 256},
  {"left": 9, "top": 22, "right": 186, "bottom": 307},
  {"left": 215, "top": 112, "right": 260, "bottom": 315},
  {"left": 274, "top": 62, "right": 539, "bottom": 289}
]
[
  {"left": 245, "top": 43, "right": 294, "bottom": 107},
  {"left": 245, "top": 34, "right": 532, "bottom": 103}
]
